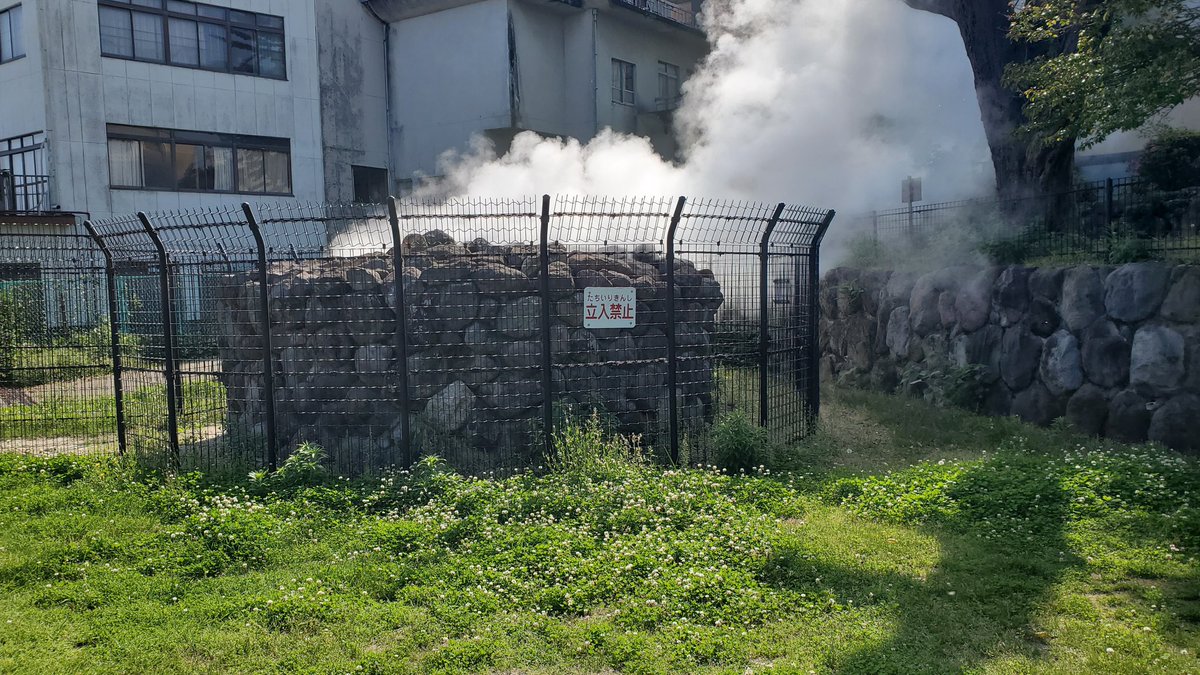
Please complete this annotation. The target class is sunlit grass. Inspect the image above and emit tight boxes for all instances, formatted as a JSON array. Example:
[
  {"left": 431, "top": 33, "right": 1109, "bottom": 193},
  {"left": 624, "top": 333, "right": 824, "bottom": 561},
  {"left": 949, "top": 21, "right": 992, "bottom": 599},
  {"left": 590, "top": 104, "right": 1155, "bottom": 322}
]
[{"left": 0, "top": 389, "right": 1196, "bottom": 673}]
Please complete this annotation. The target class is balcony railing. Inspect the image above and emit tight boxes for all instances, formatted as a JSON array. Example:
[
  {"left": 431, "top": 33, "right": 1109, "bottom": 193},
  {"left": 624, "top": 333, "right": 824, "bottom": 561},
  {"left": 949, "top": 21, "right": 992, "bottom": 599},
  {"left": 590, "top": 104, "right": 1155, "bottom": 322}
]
[
  {"left": 0, "top": 171, "right": 51, "bottom": 213},
  {"left": 611, "top": 0, "right": 699, "bottom": 30}
]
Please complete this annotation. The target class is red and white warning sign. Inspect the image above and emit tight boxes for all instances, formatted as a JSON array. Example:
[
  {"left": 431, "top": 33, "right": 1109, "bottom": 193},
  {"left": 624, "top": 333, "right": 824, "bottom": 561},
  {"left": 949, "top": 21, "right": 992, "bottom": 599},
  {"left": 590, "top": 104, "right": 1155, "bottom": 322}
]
[{"left": 583, "top": 287, "right": 636, "bottom": 328}]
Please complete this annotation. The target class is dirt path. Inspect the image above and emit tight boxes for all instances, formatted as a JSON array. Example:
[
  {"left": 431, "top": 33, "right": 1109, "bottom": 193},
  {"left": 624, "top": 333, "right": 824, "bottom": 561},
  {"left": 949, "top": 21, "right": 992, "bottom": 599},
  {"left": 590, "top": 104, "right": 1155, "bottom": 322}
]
[
  {"left": 1, "top": 359, "right": 219, "bottom": 405},
  {"left": 0, "top": 423, "right": 227, "bottom": 458},
  {"left": 0, "top": 435, "right": 118, "bottom": 457}
]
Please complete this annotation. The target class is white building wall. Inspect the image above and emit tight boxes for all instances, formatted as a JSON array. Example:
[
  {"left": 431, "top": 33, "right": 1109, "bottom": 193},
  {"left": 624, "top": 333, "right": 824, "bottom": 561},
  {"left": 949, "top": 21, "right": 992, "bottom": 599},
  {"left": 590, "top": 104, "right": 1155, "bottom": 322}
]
[
  {"left": 508, "top": 1, "right": 569, "bottom": 137},
  {"left": 35, "top": 0, "right": 325, "bottom": 220},
  {"left": 387, "top": 0, "right": 512, "bottom": 180},
  {"left": 592, "top": 12, "right": 705, "bottom": 136},
  {"left": 561, "top": 9, "right": 598, "bottom": 142},
  {"left": 0, "top": 0, "right": 47, "bottom": 141},
  {"left": 315, "top": 0, "right": 389, "bottom": 202}
]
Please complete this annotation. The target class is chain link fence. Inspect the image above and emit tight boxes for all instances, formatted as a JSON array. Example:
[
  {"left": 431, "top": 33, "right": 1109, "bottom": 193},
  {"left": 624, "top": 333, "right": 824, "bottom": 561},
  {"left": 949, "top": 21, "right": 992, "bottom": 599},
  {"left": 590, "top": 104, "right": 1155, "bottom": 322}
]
[{"left": 1, "top": 196, "right": 834, "bottom": 474}]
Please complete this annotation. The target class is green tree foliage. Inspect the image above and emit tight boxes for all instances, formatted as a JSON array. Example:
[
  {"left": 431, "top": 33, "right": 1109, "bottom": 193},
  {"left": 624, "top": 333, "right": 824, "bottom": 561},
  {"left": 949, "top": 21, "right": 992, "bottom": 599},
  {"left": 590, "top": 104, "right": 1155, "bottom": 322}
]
[
  {"left": 1008, "top": 0, "right": 1200, "bottom": 148},
  {"left": 1138, "top": 127, "right": 1200, "bottom": 189}
]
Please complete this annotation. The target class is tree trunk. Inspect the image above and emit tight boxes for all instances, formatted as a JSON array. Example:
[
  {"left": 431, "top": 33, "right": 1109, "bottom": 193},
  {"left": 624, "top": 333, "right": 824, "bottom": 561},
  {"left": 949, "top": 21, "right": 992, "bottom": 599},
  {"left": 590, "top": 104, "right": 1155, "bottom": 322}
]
[{"left": 902, "top": 0, "right": 1076, "bottom": 202}]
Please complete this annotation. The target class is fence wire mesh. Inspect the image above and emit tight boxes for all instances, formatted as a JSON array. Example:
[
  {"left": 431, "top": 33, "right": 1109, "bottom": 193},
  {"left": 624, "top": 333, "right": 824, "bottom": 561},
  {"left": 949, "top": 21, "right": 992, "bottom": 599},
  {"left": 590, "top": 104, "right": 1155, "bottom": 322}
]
[
  {"left": 857, "top": 178, "right": 1200, "bottom": 263},
  {"left": 2, "top": 196, "right": 834, "bottom": 475}
]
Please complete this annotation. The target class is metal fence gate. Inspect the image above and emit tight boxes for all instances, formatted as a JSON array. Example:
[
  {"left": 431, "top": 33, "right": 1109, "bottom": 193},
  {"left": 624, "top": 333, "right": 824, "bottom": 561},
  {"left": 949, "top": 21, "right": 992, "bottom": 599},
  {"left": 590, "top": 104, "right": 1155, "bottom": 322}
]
[{"left": 2, "top": 196, "right": 833, "bottom": 474}]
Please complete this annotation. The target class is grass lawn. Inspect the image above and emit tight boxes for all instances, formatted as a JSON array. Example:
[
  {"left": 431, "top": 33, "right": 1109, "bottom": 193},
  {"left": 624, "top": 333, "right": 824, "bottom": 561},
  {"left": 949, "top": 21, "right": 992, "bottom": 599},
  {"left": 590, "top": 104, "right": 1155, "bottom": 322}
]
[
  {"left": 0, "top": 387, "right": 1197, "bottom": 673},
  {"left": 0, "top": 380, "right": 225, "bottom": 440}
]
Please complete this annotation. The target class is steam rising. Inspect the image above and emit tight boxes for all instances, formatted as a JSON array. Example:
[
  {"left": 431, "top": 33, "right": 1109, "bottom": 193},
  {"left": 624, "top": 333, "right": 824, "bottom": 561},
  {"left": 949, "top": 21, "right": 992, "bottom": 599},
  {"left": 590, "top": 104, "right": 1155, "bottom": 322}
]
[{"left": 428, "top": 0, "right": 994, "bottom": 212}]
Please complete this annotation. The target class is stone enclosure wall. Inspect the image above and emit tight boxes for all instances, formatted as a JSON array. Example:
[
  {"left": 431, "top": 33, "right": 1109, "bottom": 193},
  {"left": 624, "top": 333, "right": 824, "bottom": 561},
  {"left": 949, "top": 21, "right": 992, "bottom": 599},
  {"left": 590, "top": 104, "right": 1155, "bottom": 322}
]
[
  {"left": 820, "top": 263, "right": 1200, "bottom": 453},
  {"left": 215, "top": 230, "right": 725, "bottom": 464}
]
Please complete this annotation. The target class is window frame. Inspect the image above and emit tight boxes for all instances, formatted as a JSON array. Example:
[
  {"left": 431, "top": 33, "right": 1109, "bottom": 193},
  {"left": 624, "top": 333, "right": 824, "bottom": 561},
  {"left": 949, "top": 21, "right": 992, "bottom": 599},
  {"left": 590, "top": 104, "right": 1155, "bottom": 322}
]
[
  {"left": 106, "top": 124, "right": 293, "bottom": 196},
  {"left": 657, "top": 61, "right": 680, "bottom": 108},
  {"left": 611, "top": 59, "right": 636, "bottom": 106},
  {"left": 0, "top": 4, "right": 26, "bottom": 65},
  {"left": 97, "top": 0, "right": 286, "bottom": 80}
]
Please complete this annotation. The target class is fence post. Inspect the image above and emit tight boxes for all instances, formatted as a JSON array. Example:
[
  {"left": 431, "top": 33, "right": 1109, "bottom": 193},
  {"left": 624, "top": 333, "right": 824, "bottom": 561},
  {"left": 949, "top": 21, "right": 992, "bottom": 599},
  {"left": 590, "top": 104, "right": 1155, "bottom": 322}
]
[
  {"left": 871, "top": 210, "right": 879, "bottom": 252},
  {"left": 136, "top": 212, "right": 181, "bottom": 465},
  {"left": 386, "top": 197, "right": 413, "bottom": 466},
  {"left": 538, "top": 194, "right": 554, "bottom": 461},
  {"left": 806, "top": 210, "right": 837, "bottom": 429},
  {"left": 241, "top": 203, "right": 279, "bottom": 472},
  {"left": 83, "top": 220, "right": 127, "bottom": 457},
  {"left": 664, "top": 196, "right": 686, "bottom": 463},
  {"left": 758, "top": 204, "right": 786, "bottom": 429},
  {"left": 792, "top": 245, "right": 803, "bottom": 396}
]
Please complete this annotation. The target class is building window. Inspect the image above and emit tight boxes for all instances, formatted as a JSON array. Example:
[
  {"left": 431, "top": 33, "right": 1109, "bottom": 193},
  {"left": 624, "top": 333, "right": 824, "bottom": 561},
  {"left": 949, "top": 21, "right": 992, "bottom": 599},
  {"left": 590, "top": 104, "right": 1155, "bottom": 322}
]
[
  {"left": 107, "top": 124, "right": 291, "bottom": 195},
  {"left": 98, "top": 0, "right": 286, "bottom": 79},
  {"left": 0, "top": 4, "right": 24, "bottom": 63},
  {"left": 352, "top": 166, "right": 388, "bottom": 203},
  {"left": 657, "top": 61, "right": 680, "bottom": 110},
  {"left": 0, "top": 132, "right": 46, "bottom": 211},
  {"left": 611, "top": 59, "right": 636, "bottom": 106}
]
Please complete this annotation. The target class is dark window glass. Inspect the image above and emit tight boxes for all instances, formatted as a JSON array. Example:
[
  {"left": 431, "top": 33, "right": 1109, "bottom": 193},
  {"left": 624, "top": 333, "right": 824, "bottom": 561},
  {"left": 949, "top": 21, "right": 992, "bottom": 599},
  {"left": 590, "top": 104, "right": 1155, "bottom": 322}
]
[
  {"left": 257, "top": 32, "right": 283, "bottom": 78},
  {"left": 141, "top": 141, "right": 173, "bottom": 188},
  {"left": 236, "top": 148, "right": 264, "bottom": 193},
  {"left": 0, "top": 9, "right": 11, "bottom": 63},
  {"left": 168, "top": 17, "right": 198, "bottom": 66},
  {"left": 353, "top": 166, "right": 388, "bottom": 203},
  {"left": 204, "top": 146, "right": 233, "bottom": 191},
  {"left": 198, "top": 21, "right": 226, "bottom": 69},
  {"left": 229, "top": 26, "right": 255, "bottom": 74},
  {"left": 99, "top": 6, "right": 134, "bottom": 58},
  {"left": 174, "top": 143, "right": 203, "bottom": 189},
  {"left": 107, "top": 125, "right": 290, "bottom": 194},
  {"left": 263, "top": 150, "right": 289, "bottom": 193},
  {"left": 131, "top": 10, "right": 164, "bottom": 61},
  {"left": 98, "top": 1, "right": 285, "bottom": 79},
  {"left": 0, "top": 5, "right": 24, "bottom": 63},
  {"left": 196, "top": 5, "right": 224, "bottom": 20}
]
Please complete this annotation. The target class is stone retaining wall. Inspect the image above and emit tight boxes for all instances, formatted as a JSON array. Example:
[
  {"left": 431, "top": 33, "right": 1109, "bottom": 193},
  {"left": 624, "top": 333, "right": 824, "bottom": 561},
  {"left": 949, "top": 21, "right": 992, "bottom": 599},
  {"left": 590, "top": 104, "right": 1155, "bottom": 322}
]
[
  {"left": 820, "top": 263, "right": 1200, "bottom": 453},
  {"left": 215, "top": 231, "right": 724, "bottom": 462}
]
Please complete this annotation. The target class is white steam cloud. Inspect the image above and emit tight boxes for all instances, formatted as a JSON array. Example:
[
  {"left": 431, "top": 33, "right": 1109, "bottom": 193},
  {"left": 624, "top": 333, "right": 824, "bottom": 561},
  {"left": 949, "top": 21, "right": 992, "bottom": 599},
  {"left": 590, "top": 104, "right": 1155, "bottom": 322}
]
[{"left": 428, "top": 0, "right": 995, "bottom": 212}]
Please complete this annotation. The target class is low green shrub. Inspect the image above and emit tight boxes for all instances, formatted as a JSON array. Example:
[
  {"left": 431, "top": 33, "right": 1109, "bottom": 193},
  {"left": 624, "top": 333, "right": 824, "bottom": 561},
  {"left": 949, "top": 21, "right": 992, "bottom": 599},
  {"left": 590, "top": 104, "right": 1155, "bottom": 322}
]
[
  {"left": 711, "top": 411, "right": 773, "bottom": 472},
  {"left": 248, "top": 442, "right": 329, "bottom": 495},
  {"left": 547, "top": 410, "right": 645, "bottom": 477}
]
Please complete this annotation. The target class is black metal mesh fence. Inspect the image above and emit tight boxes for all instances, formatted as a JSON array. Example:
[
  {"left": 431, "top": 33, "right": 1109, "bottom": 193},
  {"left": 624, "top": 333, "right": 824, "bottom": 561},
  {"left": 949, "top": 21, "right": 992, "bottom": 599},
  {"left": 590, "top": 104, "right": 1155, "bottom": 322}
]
[
  {"left": 2, "top": 196, "right": 834, "bottom": 474},
  {"left": 857, "top": 178, "right": 1200, "bottom": 263}
]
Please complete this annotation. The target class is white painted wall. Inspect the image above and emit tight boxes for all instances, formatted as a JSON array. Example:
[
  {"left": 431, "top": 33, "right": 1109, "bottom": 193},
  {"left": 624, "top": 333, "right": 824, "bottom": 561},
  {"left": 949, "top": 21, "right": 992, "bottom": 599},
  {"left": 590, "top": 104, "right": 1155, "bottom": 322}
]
[
  {"left": 0, "top": 0, "right": 47, "bottom": 141},
  {"left": 561, "top": 8, "right": 597, "bottom": 142},
  {"left": 509, "top": 1, "right": 569, "bottom": 137},
  {"left": 386, "top": 0, "right": 703, "bottom": 178},
  {"left": 316, "top": 0, "right": 389, "bottom": 202},
  {"left": 31, "top": 0, "right": 325, "bottom": 220},
  {"left": 592, "top": 11, "right": 705, "bottom": 135},
  {"left": 388, "top": 0, "right": 511, "bottom": 180}
]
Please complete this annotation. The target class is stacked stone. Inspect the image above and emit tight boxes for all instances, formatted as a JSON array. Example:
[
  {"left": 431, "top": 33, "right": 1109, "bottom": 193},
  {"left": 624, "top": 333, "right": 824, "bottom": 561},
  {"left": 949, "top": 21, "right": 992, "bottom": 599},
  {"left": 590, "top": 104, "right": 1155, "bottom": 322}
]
[
  {"left": 820, "top": 263, "right": 1200, "bottom": 453},
  {"left": 216, "top": 230, "right": 724, "bottom": 462}
]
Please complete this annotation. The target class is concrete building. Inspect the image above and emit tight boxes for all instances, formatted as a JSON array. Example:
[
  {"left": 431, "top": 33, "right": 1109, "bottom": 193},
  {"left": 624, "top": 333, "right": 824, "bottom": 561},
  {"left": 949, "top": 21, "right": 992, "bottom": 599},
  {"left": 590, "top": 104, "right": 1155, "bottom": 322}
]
[{"left": 0, "top": 0, "right": 706, "bottom": 220}]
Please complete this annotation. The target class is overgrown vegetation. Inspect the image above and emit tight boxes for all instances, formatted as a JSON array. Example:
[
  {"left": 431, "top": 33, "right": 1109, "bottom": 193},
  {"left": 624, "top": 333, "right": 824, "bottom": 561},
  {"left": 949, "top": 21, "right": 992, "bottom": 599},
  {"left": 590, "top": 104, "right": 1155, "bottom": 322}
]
[
  {"left": 898, "top": 357, "right": 988, "bottom": 414},
  {"left": 0, "top": 390, "right": 1196, "bottom": 672}
]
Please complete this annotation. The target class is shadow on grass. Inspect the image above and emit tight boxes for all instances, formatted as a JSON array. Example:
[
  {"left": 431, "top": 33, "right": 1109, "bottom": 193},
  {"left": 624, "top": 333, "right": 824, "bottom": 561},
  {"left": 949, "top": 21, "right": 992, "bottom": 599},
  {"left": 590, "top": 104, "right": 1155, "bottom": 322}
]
[{"left": 767, "top": 454, "right": 1077, "bottom": 672}]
